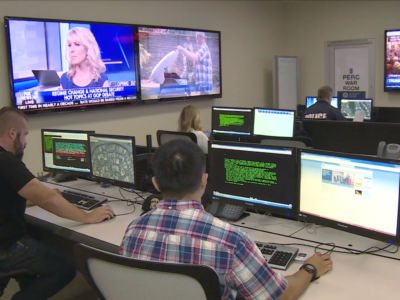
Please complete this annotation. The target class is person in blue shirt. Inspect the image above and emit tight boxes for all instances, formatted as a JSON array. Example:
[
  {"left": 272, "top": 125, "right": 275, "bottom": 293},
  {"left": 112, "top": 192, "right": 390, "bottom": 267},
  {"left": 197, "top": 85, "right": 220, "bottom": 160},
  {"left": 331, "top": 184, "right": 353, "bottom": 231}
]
[
  {"left": 303, "top": 86, "right": 344, "bottom": 120},
  {"left": 60, "top": 27, "right": 109, "bottom": 89}
]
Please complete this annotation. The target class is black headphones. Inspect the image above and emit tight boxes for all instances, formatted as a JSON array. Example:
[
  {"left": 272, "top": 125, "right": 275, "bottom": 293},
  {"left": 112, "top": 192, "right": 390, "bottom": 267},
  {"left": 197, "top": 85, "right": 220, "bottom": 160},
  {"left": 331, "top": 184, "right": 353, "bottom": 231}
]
[{"left": 141, "top": 194, "right": 162, "bottom": 214}]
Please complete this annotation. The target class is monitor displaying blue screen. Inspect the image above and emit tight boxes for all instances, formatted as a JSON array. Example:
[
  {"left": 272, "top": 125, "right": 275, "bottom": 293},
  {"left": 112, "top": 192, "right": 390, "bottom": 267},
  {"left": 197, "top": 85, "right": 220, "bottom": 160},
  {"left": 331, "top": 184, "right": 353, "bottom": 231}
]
[
  {"left": 305, "top": 96, "right": 338, "bottom": 108},
  {"left": 253, "top": 108, "right": 295, "bottom": 138},
  {"left": 299, "top": 150, "right": 400, "bottom": 243},
  {"left": 5, "top": 17, "right": 137, "bottom": 112}
]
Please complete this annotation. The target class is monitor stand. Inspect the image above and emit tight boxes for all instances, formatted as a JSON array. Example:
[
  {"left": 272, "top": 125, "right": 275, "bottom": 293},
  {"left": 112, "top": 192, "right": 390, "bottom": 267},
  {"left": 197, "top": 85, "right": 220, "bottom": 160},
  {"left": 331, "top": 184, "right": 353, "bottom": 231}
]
[{"left": 53, "top": 172, "right": 77, "bottom": 183}]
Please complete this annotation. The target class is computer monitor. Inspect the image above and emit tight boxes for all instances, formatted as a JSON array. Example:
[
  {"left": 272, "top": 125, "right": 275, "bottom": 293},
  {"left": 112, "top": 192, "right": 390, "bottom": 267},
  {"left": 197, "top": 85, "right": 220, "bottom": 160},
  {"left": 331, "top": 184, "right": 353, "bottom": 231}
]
[
  {"left": 89, "top": 134, "right": 136, "bottom": 188},
  {"left": 299, "top": 149, "right": 400, "bottom": 244},
  {"left": 208, "top": 141, "right": 298, "bottom": 218},
  {"left": 339, "top": 98, "right": 373, "bottom": 121},
  {"left": 41, "top": 129, "right": 93, "bottom": 180},
  {"left": 305, "top": 96, "right": 338, "bottom": 108},
  {"left": 253, "top": 108, "right": 295, "bottom": 138},
  {"left": 211, "top": 106, "right": 253, "bottom": 138}
]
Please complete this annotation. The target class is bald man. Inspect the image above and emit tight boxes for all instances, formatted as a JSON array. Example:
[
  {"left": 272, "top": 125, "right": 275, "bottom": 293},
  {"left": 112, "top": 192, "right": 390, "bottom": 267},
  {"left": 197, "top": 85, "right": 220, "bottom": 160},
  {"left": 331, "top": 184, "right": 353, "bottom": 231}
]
[{"left": 0, "top": 107, "right": 114, "bottom": 299}]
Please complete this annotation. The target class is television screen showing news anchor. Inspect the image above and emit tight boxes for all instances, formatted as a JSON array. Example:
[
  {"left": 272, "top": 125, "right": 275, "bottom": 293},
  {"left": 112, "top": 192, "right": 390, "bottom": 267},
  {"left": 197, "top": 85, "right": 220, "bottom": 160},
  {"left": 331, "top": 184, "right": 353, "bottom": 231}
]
[
  {"left": 138, "top": 26, "right": 221, "bottom": 101},
  {"left": 6, "top": 17, "right": 138, "bottom": 112}
]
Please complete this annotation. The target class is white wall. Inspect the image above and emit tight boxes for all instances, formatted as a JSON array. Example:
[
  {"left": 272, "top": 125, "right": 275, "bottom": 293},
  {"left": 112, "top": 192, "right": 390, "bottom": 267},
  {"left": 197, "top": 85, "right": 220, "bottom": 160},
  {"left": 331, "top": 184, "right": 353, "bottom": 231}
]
[
  {"left": 0, "top": 1, "right": 284, "bottom": 174},
  {"left": 282, "top": 1, "right": 400, "bottom": 106}
]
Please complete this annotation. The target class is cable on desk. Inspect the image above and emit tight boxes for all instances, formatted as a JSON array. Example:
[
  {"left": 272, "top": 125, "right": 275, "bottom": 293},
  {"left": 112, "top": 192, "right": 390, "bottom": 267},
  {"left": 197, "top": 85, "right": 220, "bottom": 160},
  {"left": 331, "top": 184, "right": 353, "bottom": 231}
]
[{"left": 235, "top": 223, "right": 400, "bottom": 261}]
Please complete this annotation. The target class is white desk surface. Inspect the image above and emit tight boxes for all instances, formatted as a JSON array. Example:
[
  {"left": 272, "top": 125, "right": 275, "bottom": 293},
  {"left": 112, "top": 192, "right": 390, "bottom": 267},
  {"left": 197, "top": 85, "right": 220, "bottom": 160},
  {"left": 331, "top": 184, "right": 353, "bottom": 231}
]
[{"left": 25, "top": 179, "right": 400, "bottom": 300}]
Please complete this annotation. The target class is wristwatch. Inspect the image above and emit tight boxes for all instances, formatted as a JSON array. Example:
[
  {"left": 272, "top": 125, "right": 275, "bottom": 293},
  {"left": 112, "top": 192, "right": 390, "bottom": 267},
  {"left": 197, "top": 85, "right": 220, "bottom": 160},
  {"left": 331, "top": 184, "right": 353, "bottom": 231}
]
[{"left": 299, "top": 263, "right": 319, "bottom": 282}]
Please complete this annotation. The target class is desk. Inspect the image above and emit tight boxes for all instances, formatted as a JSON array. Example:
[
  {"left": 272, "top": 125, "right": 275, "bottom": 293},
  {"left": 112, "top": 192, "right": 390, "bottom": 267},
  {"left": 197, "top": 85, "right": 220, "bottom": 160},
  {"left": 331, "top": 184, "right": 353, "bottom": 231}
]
[{"left": 25, "top": 180, "right": 400, "bottom": 300}]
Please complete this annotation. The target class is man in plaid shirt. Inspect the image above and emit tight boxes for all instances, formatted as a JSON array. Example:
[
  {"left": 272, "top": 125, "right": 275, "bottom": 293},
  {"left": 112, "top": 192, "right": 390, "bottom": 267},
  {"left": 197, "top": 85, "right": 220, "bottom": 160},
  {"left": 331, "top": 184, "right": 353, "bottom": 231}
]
[
  {"left": 178, "top": 32, "right": 213, "bottom": 93},
  {"left": 120, "top": 140, "right": 332, "bottom": 300}
]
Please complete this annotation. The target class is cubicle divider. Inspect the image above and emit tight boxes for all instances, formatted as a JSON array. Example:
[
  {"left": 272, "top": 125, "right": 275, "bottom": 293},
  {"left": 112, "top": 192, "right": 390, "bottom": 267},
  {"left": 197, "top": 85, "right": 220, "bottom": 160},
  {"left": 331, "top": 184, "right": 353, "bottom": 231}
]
[{"left": 302, "top": 120, "right": 400, "bottom": 155}]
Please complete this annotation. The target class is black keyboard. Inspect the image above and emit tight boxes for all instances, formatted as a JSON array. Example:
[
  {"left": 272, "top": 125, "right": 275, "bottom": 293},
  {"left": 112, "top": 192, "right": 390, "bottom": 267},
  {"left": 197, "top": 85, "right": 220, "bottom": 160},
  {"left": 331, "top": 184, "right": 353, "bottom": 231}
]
[
  {"left": 256, "top": 241, "right": 299, "bottom": 270},
  {"left": 61, "top": 189, "right": 107, "bottom": 210}
]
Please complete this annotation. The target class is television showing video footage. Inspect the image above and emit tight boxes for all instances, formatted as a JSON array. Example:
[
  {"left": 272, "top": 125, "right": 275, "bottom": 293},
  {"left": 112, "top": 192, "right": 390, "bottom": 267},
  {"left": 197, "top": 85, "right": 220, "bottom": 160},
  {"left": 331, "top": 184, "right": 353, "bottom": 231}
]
[
  {"left": 5, "top": 17, "right": 138, "bottom": 112},
  {"left": 138, "top": 26, "right": 221, "bottom": 101},
  {"left": 385, "top": 29, "right": 400, "bottom": 91}
]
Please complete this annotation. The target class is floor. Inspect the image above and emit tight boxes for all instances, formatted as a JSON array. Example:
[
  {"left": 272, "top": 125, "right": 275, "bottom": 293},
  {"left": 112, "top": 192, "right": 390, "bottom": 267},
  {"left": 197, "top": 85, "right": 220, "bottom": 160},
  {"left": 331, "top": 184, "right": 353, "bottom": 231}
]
[{"left": 1, "top": 271, "right": 98, "bottom": 300}]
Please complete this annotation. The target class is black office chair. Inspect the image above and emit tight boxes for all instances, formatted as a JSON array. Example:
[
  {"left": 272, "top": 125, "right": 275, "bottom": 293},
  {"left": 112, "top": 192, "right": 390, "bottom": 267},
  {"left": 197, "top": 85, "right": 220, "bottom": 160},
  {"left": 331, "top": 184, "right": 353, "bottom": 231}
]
[
  {"left": 156, "top": 130, "right": 197, "bottom": 147},
  {"left": 0, "top": 269, "right": 33, "bottom": 297},
  {"left": 74, "top": 243, "right": 221, "bottom": 300}
]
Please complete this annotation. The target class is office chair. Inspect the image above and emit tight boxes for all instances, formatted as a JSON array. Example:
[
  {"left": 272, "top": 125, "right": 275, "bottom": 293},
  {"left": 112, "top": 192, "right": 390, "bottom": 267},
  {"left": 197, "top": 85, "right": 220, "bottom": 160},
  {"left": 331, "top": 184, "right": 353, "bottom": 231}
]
[
  {"left": 74, "top": 243, "right": 221, "bottom": 300},
  {"left": 156, "top": 130, "right": 197, "bottom": 147},
  {"left": 0, "top": 269, "right": 33, "bottom": 296}
]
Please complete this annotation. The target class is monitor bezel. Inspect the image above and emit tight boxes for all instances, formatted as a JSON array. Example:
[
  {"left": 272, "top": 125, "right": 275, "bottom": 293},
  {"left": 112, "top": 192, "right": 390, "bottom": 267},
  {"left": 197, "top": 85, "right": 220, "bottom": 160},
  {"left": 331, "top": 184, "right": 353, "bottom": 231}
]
[
  {"left": 252, "top": 107, "right": 296, "bottom": 139},
  {"left": 208, "top": 140, "right": 299, "bottom": 219},
  {"left": 339, "top": 98, "right": 373, "bottom": 120},
  {"left": 41, "top": 128, "right": 94, "bottom": 178},
  {"left": 211, "top": 106, "right": 253, "bottom": 138},
  {"left": 88, "top": 133, "right": 137, "bottom": 188},
  {"left": 4, "top": 16, "right": 140, "bottom": 114},
  {"left": 136, "top": 24, "right": 222, "bottom": 103},
  {"left": 298, "top": 148, "right": 400, "bottom": 244}
]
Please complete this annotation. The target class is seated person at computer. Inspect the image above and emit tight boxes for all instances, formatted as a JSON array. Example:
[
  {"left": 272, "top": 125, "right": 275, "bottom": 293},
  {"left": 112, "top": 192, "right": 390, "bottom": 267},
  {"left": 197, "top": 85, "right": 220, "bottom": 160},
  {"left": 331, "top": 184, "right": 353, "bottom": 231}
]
[
  {"left": 0, "top": 107, "right": 114, "bottom": 300},
  {"left": 303, "top": 86, "right": 344, "bottom": 120},
  {"left": 60, "top": 27, "right": 109, "bottom": 89},
  {"left": 178, "top": 104, "right": 209, "bottom": 153},
  {"left": 120, "top": 139, "right": 332, "bottom": 300}
]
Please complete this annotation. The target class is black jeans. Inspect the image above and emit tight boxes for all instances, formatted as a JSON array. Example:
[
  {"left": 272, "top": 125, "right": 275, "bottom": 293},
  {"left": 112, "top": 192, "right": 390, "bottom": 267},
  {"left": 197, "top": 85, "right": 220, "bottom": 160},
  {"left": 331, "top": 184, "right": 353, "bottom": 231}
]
[{"left": 0, "top": 235, "right": 76, "bottom": 300}]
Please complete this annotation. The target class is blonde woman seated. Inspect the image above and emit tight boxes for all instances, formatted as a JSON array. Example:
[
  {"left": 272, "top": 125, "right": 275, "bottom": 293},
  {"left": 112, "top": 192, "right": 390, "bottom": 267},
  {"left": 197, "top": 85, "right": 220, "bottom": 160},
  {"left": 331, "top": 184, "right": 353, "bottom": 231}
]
[
  {"left": 60, "top": 27, "right": 109, "bottom": 89},
  {"left": 178, "top": 105, "right": 209, "bottom": 153}
]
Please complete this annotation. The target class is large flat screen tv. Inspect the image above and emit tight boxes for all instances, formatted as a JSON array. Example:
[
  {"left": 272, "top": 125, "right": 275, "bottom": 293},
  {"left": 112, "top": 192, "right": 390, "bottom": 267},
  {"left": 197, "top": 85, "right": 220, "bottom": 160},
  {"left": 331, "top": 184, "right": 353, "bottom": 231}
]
[
  {"left": 137, "top": 25, "right": 221, "bottom": 101},
  {"left": 5, "top": 16, "right": 138, "bottom": 113},
  {"left": 385, "top": 29, "right": 400, "bottom": 91}
]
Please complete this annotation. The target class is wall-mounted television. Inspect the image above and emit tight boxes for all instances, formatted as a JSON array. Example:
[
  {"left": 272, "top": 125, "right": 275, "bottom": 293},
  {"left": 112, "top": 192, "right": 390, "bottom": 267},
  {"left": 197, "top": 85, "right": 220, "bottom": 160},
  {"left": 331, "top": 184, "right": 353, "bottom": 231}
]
[
  {"left": 137, "top": 25, "right": 221, "bottom": 101},
  {"left": 385, "top": 29, "right": 400, "bottom": 91},
  {"left": 5, "top": 16, "right": 138, "bottom": 113}
]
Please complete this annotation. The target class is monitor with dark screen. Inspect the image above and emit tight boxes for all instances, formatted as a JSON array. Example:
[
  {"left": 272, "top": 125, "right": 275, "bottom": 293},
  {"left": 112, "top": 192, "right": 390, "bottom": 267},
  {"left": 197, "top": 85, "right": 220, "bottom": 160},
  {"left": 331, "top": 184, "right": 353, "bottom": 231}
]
[
  {"left": 41, "top": 129, "right": 93, "bottom": 179},
  {"left": 208, "top": 141, "right": 298, "bottom": 218},
  {"left": 305, "top": 96, "right": 338, "bottom": 108},
  {"left": 89, "top": 134, "right": 136, "bottom": 188},
  {"left": 339, "top": 98, "right": 373, "bottom": 120},
  {"left": 211, "top": 106, "right": 252, "bottom": 137},
  {"left": 299, "top": 149, "right": 400, "bottom": 244},
  {"left": 253, "top": 108, "right": 295, "bottom": 138}
]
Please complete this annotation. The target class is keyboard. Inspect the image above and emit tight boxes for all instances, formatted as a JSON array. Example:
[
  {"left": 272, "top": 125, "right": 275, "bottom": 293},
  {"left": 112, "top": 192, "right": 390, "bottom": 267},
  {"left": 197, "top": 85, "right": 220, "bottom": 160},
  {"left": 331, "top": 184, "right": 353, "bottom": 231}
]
[
  {"left": 256, "top": 241, "right": 299, "bottom": 270},
  {"left": 61, "top": 189, "right": 107, "bottom": 210}
]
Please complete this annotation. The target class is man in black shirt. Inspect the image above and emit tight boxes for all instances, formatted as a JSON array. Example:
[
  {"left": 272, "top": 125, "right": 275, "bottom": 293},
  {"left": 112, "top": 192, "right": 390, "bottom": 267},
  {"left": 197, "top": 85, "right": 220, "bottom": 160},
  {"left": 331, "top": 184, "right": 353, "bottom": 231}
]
[
  {"left": 303, "top": 86, "right": 345, "bottom": 120},
  {"left": 0, "top": 107, "right": 115, "bottom": 299}
]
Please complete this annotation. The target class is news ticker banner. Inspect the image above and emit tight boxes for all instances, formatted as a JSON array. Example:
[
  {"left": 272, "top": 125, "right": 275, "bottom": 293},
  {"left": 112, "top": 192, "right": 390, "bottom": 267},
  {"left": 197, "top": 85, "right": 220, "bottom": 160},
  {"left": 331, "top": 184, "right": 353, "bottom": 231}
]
[{"left": 18, "top": 86, "right": 137, "bottom": 110}]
